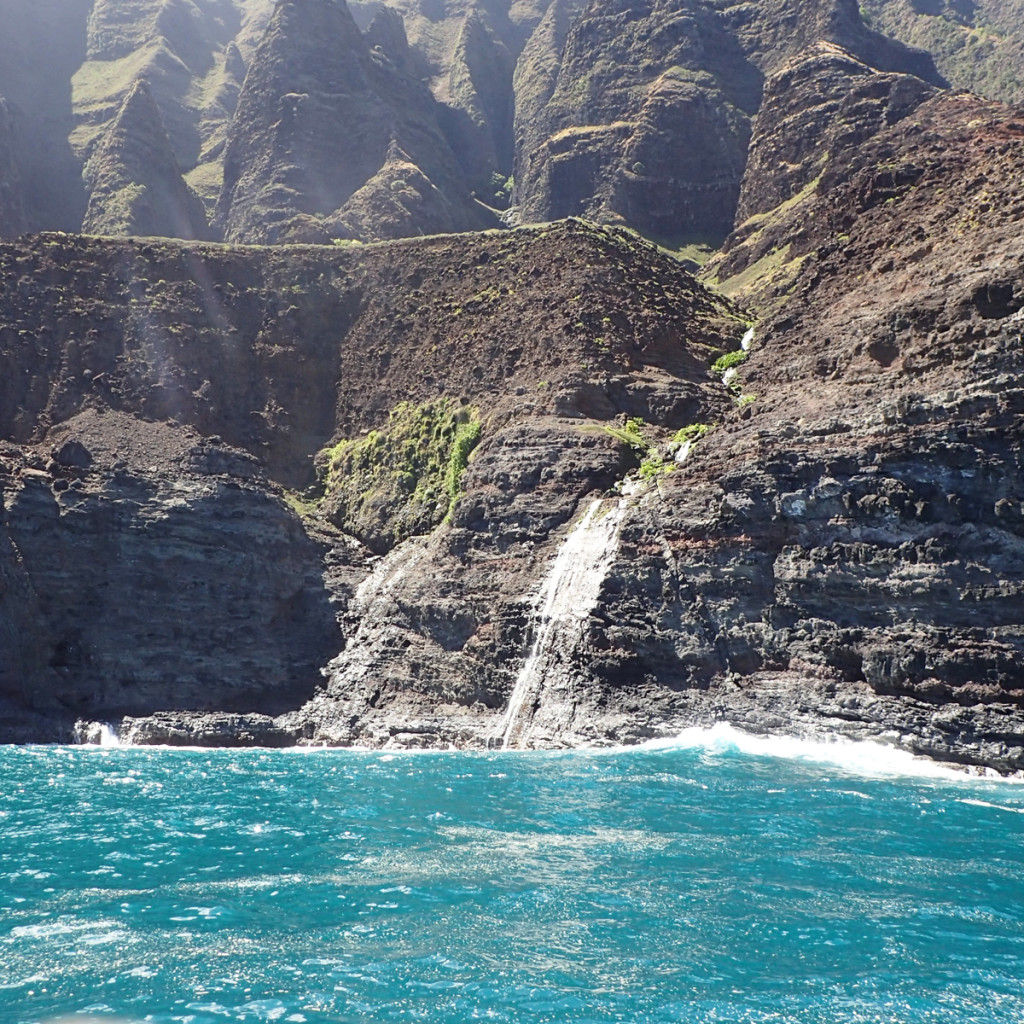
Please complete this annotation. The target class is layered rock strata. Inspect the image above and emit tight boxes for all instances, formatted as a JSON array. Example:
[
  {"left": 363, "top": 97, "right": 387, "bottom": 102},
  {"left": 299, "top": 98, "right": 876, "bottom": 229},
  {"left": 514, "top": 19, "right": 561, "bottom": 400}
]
[
  {"left": 0, "top": 144, "right": 1022, "bottom": 770},
  {"left": 0, "top": 0, "right": 963, "bottom": 245},
  {"left": 0, "top": 220, "right": 744, "bottom": 746},
  {"left": 215, "top": 0, "right": 491, "bottom": 243}
]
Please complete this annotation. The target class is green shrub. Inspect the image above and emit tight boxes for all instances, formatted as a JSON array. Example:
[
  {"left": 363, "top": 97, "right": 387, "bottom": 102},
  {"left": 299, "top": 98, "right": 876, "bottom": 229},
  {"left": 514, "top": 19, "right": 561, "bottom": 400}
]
[
  {"left": 710, "top": 349, "right": 748, "bottom": 375},
  {"left": 672, "top": 423, "right": 710, "bottom": 444},
  {"left": 318, "top": 399, "right": 481, "bottom": 552},
  {"left": 639, "top": 454, "right": 674, "bottom": 480},
  {"left": 604, "top": 416, "right": 649, "bottom": 452},
  {"left": 445, "top": 420, "right": 482, "bottom": 509}
]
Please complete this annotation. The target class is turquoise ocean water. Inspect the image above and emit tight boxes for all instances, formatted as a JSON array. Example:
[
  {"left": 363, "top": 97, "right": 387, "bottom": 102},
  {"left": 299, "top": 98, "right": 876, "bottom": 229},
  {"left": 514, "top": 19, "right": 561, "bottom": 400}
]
[{"left": 1, "top": 727, "right": 1023, "bottom": 1024}]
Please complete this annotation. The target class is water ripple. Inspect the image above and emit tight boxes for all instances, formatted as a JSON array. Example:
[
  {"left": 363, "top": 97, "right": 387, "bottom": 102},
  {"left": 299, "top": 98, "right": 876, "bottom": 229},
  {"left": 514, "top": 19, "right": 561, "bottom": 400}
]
[{"left": 2, "top": 743, "right": 1022, "bottom": 1024}]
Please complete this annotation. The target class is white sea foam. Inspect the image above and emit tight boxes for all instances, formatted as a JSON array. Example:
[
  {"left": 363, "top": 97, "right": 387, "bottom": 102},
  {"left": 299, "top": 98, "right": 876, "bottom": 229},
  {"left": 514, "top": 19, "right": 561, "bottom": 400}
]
[
  {"left": 73, "top": 721, "right": 124, "bottom": 747},
  {"left": 99, "top": 723, "right": 121, "bottom": 747},
  {"left": 958, "top": 798, "right": 1024, "bottom": 813},
  {"left": 636, "top": 722, "right": 1023, "bottom": 785},
  {"left": 11, "top": 918, "right": 123, "bottom": 940}
]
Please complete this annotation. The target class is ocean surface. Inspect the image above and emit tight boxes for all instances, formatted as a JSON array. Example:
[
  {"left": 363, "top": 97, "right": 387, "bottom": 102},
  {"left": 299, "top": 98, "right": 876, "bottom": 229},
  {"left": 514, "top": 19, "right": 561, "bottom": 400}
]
[{"left": 2, "top": 727, "right": 1023, "bottom": 1024}]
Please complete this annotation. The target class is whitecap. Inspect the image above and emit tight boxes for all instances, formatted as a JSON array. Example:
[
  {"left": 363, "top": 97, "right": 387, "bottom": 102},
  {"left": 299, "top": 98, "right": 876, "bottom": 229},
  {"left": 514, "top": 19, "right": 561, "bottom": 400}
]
[
  {"left": 959, "top": 798, "right": 1024, "bottom": 814},
  {"left": 633, "top": 723, "right": 1022, "bottom": 785}
]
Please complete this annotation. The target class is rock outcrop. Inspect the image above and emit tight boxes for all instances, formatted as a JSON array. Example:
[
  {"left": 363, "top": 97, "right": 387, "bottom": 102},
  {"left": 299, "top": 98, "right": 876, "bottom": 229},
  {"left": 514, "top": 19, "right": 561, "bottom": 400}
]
[
  {"left": 513, "top": 0, "right": 942, "bottom": 244},
  {"left": 215, "top": 0, "right": 491, "bottom": 244},
  {"left": 3, "top": 138, "right": 1024, "bottom": 769},
  {"left": 284, "top": 90, "right": 1024, "bottom": 770},
  {"left": 74, "top": 0, "right": 277, "bottom": 212},
  {"left": 82, "top": 79, "right": 211, "bottom": 238},
  {"left": 732, "top": 43, "right": 936, "bottom": 226},
  {"left": 705, "top": 41, "right": 938, "bottom": 310},
  {"left": 441, "top": 7, "right": 516, "bottom": 192},
  {"left": 0, "top": 412, "right": 342, "bottom": 732}
]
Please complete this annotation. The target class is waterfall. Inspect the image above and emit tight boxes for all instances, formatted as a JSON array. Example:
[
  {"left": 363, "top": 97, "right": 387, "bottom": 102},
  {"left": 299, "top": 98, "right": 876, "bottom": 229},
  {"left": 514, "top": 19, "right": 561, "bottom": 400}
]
[{"left": 499, "top": 498, "right": 627, "bottom": 749}]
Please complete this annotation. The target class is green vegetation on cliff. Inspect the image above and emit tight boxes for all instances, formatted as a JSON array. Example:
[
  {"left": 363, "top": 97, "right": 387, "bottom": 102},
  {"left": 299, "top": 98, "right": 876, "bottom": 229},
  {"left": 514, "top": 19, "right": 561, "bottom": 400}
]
[
  {"left": 318, "top": 400, "right": 482, "bottom": 554},
  {"left": 860, "top": 0, "right": 1024, "bottom": 105}
]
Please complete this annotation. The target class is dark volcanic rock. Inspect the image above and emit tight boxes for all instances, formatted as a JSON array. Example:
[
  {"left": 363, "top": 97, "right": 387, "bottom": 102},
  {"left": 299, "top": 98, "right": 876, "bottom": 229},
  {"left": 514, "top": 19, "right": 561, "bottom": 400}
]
[
  {"left": 216, "top": 0, "right": 490, "bottom": 243},
  {"left": 514, "top": 0, "right": 756, "bottom": 241},
  {"left": 513, "top": 0, "right": 942, "bottom": 244},
  {"left": 216, "top": 0, "right": 391, "bottom": 242},
  {"left": 289, "top": 93, "right": 1024, "bottom": 772},
  {"left": 0, "top": 221, "right": 738, "bottom": 485},
  {"left": 0, "top": 0, "right": 964, "bottom": 248},
  {"left": 733, "top": 42, "right": 936, "bottom": 225},
  {"left": 82, "top": 79, "right": 211, "bottom": 239},
  {"left": 0, "top": 412, "right": 343, "bottom": 737},
  {"left": 74, "top": 0, "right": 278, "bottom": 216},
  {"left": 326, "top": 146, "right": 469, "bottom": 242},
  {"left": 650, "top": 91, "right": 1024, "bottom": 770},
  {"left": 441, "top": 7, "right": 517, "bottom": 192},
  {"left": 117, "top": 711, "right": 297, "bottom": 747},
  {"left": 704, "top": 41, "right": 938, "bottom": 311},
  {"left": 0, "top": 220, "right": 747, "bottom": 746}
]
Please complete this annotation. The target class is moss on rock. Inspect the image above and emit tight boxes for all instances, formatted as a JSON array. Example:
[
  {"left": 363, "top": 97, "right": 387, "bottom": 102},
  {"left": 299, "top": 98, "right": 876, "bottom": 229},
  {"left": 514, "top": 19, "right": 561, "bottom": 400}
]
[{"left": 318, "top": 399, "right": 481, "bottom": 554}]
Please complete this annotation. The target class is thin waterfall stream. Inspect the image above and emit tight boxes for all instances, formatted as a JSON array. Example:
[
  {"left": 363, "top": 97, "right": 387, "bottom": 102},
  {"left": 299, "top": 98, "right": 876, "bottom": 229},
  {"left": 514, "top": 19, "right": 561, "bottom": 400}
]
[{"left": 500, "top": 497, "right": 628, "bottom": 748}]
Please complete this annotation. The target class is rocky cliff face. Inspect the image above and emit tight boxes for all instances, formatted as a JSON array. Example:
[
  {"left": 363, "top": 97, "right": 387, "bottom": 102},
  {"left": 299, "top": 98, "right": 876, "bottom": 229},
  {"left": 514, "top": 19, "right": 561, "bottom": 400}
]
[
  {"left": 731, "top": 43, "right": 936, "bottom": 227},
  {"left": 283, "top": 86, "right": 1024, "bottom": 769},
  {"left": 0, "top": 0, "right": 975, "bottom": 246},
  {"left": 0, "top": 412, "right": 341, "bottom": 735},
  {"left": 2, "top": 154, "right": 1023, "bottom": 767},
  {"left": 0, "top": 220, "right": 747, "bottom": 746},
  {"left": 82, "top": 79, "right": 211, "bottom": 238},
  {"left": 0, "top": 0, "right": 92, "bottom": 234},
  {"left": 0, "top": 98, "right": 26, "bottom": 238},
  {"left": 512, "top": 0, "right": 942, "bottom": 245},
  {"left": 216, "top": 0, "right": 491, "bottom": 243},
  {"left": 2, "top": 1, "right": 1024, "bottom": 772},
  {"left": 73, "top": 0, "right": 276, "bottom": 210}
]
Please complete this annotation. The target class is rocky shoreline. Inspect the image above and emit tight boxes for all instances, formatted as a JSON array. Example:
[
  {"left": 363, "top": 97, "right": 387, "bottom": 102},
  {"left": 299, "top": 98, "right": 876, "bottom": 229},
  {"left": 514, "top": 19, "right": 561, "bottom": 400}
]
[{"left": 64, "top": 677, "right": 1024, "bottom": 778}]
